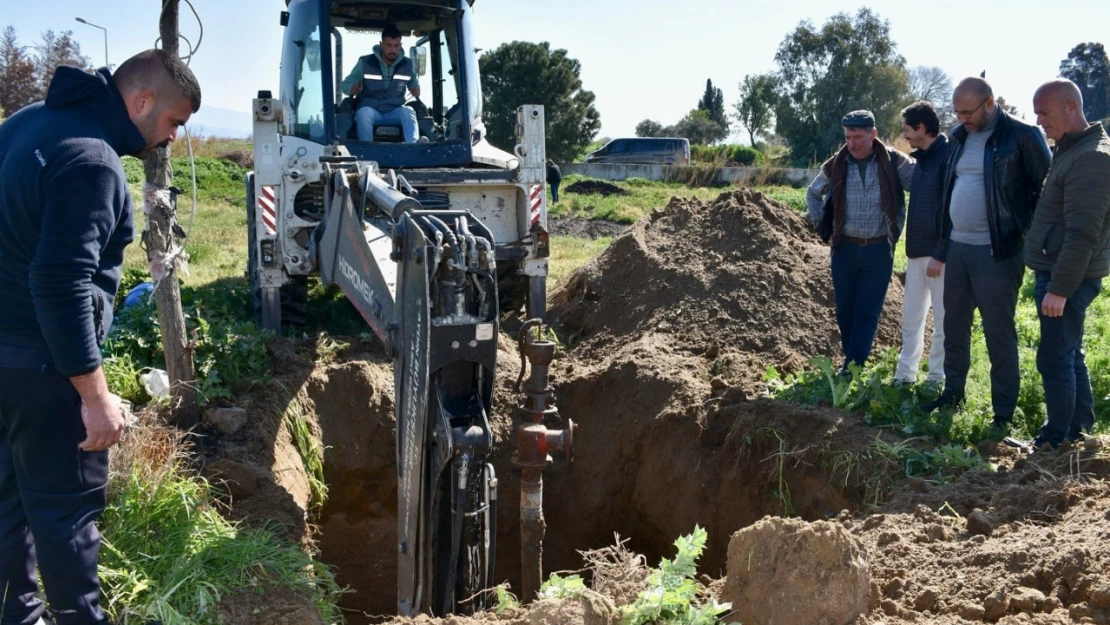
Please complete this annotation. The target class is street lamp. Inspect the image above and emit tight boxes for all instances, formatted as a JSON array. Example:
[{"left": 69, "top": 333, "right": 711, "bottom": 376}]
[{"left": 75, "top": 17, "right": 108, "bottom": 68}]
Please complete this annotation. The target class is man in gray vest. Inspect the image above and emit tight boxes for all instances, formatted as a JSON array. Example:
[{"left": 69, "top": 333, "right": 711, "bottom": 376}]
[
  {"left": 922, "top": 77, "right": 1051, "bottom": 430},
  {"left": 340, "top": 25, "right": 421, "bottom": 143}
]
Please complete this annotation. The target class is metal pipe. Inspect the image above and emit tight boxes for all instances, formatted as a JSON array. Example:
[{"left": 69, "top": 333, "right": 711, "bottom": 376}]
[
  {"left": 512, "top": 320, "right": 575, "bottom": 602},
  {"left": 364, "top": 170, "right": 422, "bottom": 219}
]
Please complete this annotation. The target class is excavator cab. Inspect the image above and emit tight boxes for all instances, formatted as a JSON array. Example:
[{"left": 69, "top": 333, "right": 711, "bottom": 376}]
[{"left": 281, "top": 0, "right": 483, "bottom": 168}]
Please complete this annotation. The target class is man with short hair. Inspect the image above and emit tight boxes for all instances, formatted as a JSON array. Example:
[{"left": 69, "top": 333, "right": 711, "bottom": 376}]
[
  {"left": 1026, "top": 79, "right": 1110, "bottom": 449},
  {"left": 0, "top": 49, "right": 201, "bottom": 625},
  {"left": 894, "top": 101, "right": 950, "bottom": 386},
  {"left": 806, "top": 110, "right": 915, "bottom": 372},
  {"left": 923, "top": 77, "right": 1051, "bottom": 429},
  {"left": 341, "top": 25, "right": 421, "bottom": 143}
]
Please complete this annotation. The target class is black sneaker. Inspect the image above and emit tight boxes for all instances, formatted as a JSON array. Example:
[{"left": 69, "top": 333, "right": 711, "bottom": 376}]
[{"left": 920, "top": 392, "right": 964, "bottom": 413}]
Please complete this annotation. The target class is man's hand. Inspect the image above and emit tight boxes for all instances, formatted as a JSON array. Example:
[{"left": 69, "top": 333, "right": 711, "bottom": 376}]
[
  {"left": 1041, "top": 292, "right": 1067, "bottom": 318},
  {"left": 350, "top": 83, "right": 364, "bottom": 96},
  {"left": 80, "top": 393, "right": 125, "bottom": 452},
  {"left": 926, "top": 258, "right": 944, "bottom": 278},
  {"left": 410, "top": 86, "right": 421, "bottom": 99}
]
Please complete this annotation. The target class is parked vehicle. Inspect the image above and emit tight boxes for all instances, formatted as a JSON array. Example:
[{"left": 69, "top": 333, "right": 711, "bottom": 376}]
[{"left": 585, "top": 137, "right": 690, "bottom": 165}]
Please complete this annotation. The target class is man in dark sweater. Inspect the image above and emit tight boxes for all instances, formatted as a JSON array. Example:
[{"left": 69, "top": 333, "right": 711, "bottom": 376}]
[
  {"left": 894, "top": 101, "right": 950, "bottom": 386},
  {"left": 0, "top": 50, "right": 200, "bottom": 625},
  {"left": 923, "top": 77, "right": 1051, "bottom": 429},
  {"left": 546, "top": 159, "right": 562, "bottom": 203},
  {"left": 1027, "top": 79, "right": 1110, "bottom": 449}
]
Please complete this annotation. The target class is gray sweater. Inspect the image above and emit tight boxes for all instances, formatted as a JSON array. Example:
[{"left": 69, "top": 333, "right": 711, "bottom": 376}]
[{"left": 949, "top": 114, "right": 997, "bottom": 246}]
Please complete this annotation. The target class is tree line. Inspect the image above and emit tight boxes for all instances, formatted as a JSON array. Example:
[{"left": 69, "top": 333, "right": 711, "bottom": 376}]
[
  {"left": 0, "top": 26, "right": 92, "bottom": 120},
  {"left": 476, "top": 9, "right": 1110, "bottom": 165}
]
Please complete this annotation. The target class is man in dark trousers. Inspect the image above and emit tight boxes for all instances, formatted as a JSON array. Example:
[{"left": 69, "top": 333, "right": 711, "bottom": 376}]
[
  {"left": 806, "top": 110, "right": 915, "bottom": 372},
  {"left": 546, "top": 159, "right": 562, "bottom": 203},
  {"left": 894, "top": 101, "right": 950, "bottom": 386},
  {"left": 1026, "top": 79, "right": 1110, "bottom": 449},
  {"left": 0, "top": 50, "right": 200, "bottom": 625},
  {"left": 923, "top": 77, "right": 1051, "bottom": 430}
]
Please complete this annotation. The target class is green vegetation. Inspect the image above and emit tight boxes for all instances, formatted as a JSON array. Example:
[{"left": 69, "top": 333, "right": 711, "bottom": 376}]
[
  {"left": 552, "top": 174, "right": 725, "bottom": 223},
  {"left": 284, "top": 398, "right": 329, "bottom": 512},
  {"left": 549, "top": 235, "right": 612, "bottom": 288},
  {"left": 100, "top": 433, "right": 341, "bottom": 624},
  {"left": 103, "top": 276, "right": 270, "bottom": 405}
]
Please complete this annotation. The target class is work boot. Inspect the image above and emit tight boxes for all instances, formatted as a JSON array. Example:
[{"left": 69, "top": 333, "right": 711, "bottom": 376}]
[{"left": 920, "top": 391, "right": 964, "bottom": 413}]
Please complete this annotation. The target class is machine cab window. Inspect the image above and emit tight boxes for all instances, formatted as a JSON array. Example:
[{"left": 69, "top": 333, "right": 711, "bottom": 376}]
[{"left": 280, "top": 0, "right": 477, "bottom": 163}]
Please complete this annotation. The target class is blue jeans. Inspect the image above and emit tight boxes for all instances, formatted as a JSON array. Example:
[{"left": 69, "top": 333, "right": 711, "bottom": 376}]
[
  {"left": 550, "top": 181, "right": 560, "bottom": 203},
  {"left": 1034, "top": 272, "right": 1102, "bottom": 446},
  {"left": 355, "top": 105, "right": 418, "bottom": 143},
  {"left": 831, "top": 240, "right": 894, "bottom": 368}
]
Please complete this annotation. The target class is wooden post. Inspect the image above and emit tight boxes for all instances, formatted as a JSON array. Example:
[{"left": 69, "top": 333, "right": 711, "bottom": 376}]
[{"left": 143, "top": 0, "right": 198, "bottom": 428}]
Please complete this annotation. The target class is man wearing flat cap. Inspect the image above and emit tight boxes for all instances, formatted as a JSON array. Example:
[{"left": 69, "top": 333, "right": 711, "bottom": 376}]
[{"left": 806, "top": 110, "right": 915, "bottom": 373}]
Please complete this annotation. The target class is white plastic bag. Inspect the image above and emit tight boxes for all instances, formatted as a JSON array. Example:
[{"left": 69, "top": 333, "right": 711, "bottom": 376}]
[{"left": 141, "top": 369, "right": 170, "bottom": 398}]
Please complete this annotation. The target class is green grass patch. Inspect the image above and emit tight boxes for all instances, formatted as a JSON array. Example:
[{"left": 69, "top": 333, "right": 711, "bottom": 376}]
[
  {"left": 100, "top": 450, "right": 341, "bottom": 624},
  {"left": 552, "top": 174, "right": 723, "bottom": 223},
  {"left": 549, "top": 235, "right": 612, "bottom": 290},
  {"left": 284, "top": 398, "right": 328, "bottom": 512},
  {"left": 768, "top": 275, "right": 1110, "bottom": 445}
]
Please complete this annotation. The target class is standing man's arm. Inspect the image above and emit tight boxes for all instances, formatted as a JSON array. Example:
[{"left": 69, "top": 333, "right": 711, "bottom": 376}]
[
  {"left": 1042, "top": 153, "right": 1110, "bottom": 316},
  {"left": 805, "top": 171, "right": 830, "bottom": 228},
  {"left": 29, "top": 162, "right": 127, "bottom": 451},
  {"left": 895, "top": 151, "right": 915, "bottom": 235}
]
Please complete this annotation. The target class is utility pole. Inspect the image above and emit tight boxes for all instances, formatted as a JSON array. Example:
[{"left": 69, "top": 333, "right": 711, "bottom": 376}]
[{"left": 143, "top": 0, "right": 198, "bottom": 428}]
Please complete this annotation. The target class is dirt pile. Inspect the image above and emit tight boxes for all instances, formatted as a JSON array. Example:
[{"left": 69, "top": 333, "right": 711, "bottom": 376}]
[
  {"left": 549, "top": 190, "right": 903, "bottom": 388},
  {"left": 841, "top": 441, "right": 1110, "bottom": 625},
  {"left": 564, "top": 179, "right": 629, "bottom": 197}
]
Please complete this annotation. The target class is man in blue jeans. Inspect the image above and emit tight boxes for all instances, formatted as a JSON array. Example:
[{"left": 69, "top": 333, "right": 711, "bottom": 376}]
[
  {"left": 806, "top": 110, "right": 914, "bottom": 372},
  {"left": 1026, "top": 79, "right": 1110, "bottom": 449},
  {"left": 340, "top": 25, "right": 421, "bottom": 143}
]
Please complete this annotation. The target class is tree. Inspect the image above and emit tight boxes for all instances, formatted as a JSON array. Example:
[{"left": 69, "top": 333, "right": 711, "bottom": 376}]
[
  {"left": 734, "top": 73, "right": 777, "bottom": 147},
  {"left": 995, "top": 96, "right": 1021, "bottom": 118},
  {"left": 635, "top": 119, "right": 665, "bottom": 137},
  {"left": 771, "top": 8, "right": 911, "bottom": 162},
  {"left": 697, "top": 79, "right": 729, "bottom": 134},
  {"left": 34, "top": 30, "right": 90, "bottom": 96},
  {"left": 0, "top": 26, "right": 40, "bottom": 116},
  {"left": 479, "top": 41, "right": 601, "bottom": 162},
  {"left": 1059, "top": 42, "right": 1110, "bottom": 121},
  {"left": 908, "top": 65, "right": 955, "bottom": 129},
  {"left": 669, "top": 108, "right": 728, "bottom": 146}
]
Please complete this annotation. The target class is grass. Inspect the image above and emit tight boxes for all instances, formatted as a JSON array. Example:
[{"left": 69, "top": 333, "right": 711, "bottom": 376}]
[
  {"left": 284, "top": 398, "right": 329, "bottom": 513},
  {"left": 551, "top": 174, "right": 724, "bottom": 223},
  {"left": 100, "top": 416, "right": 342, "bottom": 624},
  {"left": 549, "top": 235, "right": 612, "bottom": 289}
]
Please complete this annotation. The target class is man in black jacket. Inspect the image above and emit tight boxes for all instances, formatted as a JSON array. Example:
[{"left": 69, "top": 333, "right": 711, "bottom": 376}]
[
  {"left": 922, "top": 77, "right": 1051, "bottom": 430},
  {"left": 894, "top": 101, "right": 950, "bottom": 386},
  {"left": 0, "top": 50, "right": 200, "bottom": 625},
  {"left": 547, "top": 159, "right": 562, "bottom": 203}
]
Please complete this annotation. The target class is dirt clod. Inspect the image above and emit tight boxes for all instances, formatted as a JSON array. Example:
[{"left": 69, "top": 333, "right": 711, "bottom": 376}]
[
  {"left": 723, "top": 516, "right": 870, "bottom": 625},
  {"left": 564, "top": 179, "right": 629, "bottom": 197}
]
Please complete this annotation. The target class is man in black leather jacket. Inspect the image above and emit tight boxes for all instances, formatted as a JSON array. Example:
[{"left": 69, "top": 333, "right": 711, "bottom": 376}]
[{"left": 923, "top": 77, "right": 1051, "bottom": 431}]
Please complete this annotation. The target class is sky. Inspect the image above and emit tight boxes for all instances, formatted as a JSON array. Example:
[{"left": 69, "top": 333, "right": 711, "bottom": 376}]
[{"left": 5, "top": 0, "right": 1110, "bottom": 139}]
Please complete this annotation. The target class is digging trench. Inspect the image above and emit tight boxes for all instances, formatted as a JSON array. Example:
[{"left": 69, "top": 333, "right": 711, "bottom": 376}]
[{"left": 278, "top": 349, "right": 879, "bottom": 624}]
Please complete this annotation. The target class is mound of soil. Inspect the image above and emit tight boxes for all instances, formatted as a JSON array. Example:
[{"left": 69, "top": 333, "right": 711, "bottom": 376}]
[
  {"left": 549, "top": 190, "right": 903, "bottom": 389},
  {"left": 564, "top": 179, "right": 629, "bottom": 197},
  {"left": 843, "top": 442, "right": 1110, "bottom": 625}
]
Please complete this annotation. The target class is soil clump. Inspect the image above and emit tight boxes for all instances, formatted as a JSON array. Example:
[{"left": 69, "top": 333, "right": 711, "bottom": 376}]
[{"left": 564, "top": 179, "right": 629, "bottom": 197}]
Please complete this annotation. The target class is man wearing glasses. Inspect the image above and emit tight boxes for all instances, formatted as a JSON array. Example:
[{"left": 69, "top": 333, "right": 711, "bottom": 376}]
[{"left": 923, "top": 77, "right": 1051, "bottom": 432}]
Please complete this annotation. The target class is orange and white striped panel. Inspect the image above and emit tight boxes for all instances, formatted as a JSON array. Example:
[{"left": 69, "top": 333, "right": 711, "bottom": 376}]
[{"left": 529, "top": 184, "right": 544, "bottom": 227}]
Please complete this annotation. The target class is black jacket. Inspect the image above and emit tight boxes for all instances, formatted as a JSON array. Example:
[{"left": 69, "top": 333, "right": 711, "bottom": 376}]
[
  {"left": 905, "top": 134, "right": 950, "bottom": 260},
  {"left": 939, "top": 109, "right": 1051, "bottom": 261},
  {"left": 0, "top": 66, "right": 146, "bottom": 376},
  {"left": 546, "top": 162, "right": 562, "bottom": 185}
]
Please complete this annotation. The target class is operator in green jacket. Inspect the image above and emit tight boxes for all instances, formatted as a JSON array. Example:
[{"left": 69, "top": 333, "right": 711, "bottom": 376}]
[{"left": 1027, "top": 79, "right": 1110, "bottom": 449}]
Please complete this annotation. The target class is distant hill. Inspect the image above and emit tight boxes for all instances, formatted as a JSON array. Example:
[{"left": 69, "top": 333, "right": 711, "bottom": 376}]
[{"left": 186, "top": 105, "right": 252, "bottom": 139}]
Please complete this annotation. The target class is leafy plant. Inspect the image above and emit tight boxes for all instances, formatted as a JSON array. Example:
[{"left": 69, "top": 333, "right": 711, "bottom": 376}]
[
  {"left": 622, "top": 527, "right": 734, "bottom": 625},
  {"left": 538, "top": 573, "right": 587, "bottom": 600}
]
